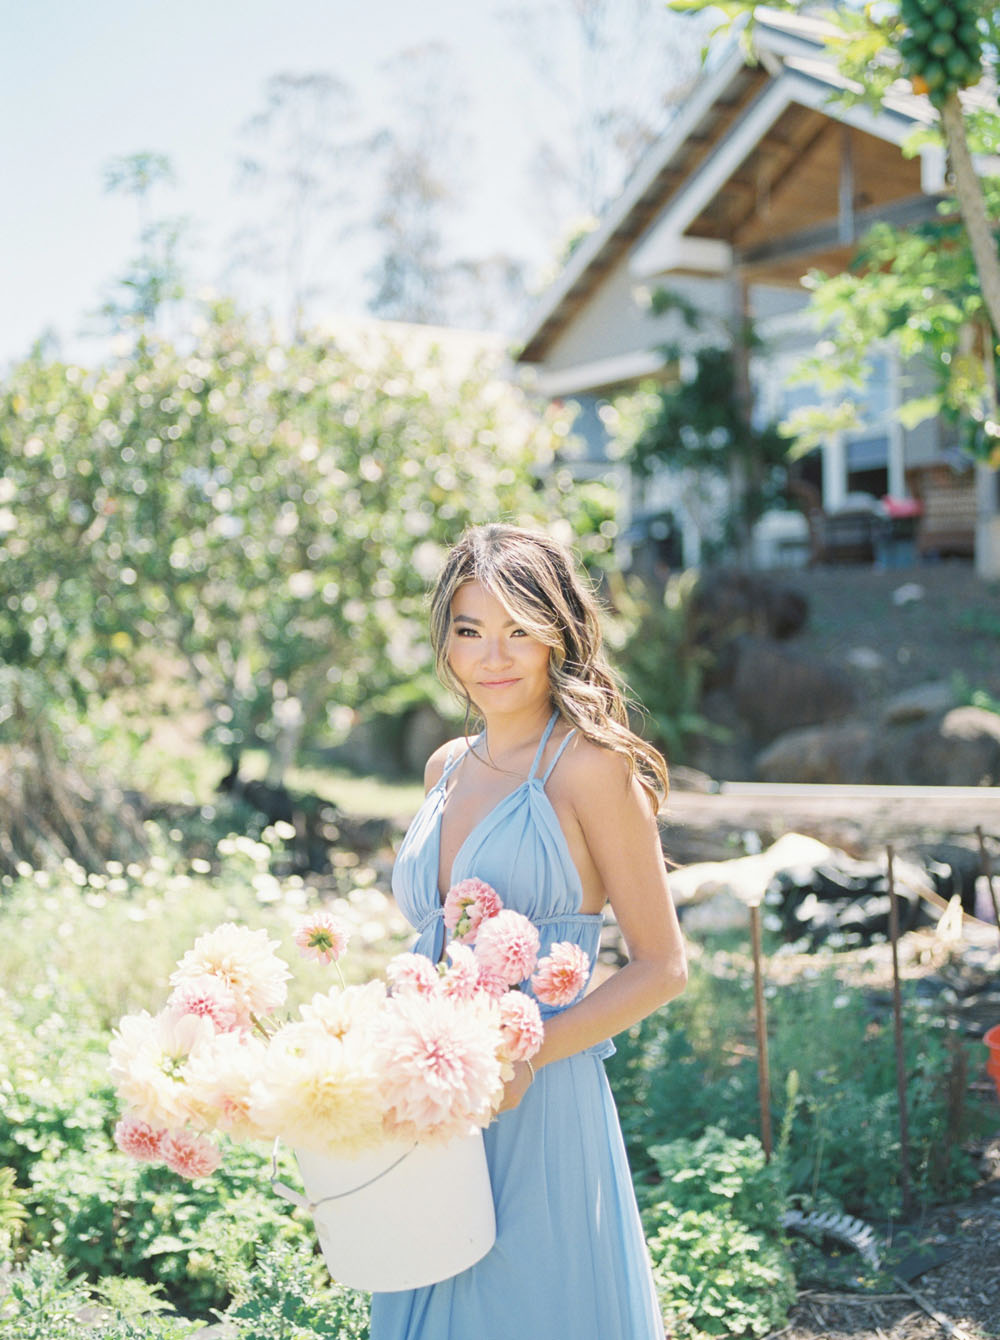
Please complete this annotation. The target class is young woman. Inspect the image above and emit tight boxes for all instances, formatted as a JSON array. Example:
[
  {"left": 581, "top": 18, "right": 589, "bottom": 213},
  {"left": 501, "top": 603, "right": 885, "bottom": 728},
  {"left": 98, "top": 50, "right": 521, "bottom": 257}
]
[{"left": 370, "top": 523, "right": 687, "bottom": 1340}]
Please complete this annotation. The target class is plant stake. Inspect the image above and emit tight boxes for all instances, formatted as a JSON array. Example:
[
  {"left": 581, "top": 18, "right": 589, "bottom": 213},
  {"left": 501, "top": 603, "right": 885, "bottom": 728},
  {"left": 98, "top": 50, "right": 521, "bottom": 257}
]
[
  {"left": 748, "top": 900, "right": 772, "bottom": 1160},
  {"left": 886, "top": 844, "right": 912, "bottom": 1218},
  {"left": 974, "top": 825, "right": 1000, "bottom": 953}
]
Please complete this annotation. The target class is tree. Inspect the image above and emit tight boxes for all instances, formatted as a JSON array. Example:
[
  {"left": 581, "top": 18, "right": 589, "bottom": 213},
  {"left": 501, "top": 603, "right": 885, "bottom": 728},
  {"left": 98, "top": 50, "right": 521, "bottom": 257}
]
[
  {"left": 365, "top": 43, "right": 528, "bottom": 328},
  {"left": 622, "top": 291, "right": 790, "bottom": 556},
  {"left": 0, "top": 303, "right": 617, "bottom": 780},
  {"left": 100, "top": 152, "right": 187, "bottom": 341},
  {"left": 231, "top": 73, "right": 363, "bottom": 340},
  {"left": 502, "top": 0, "right": 710, "bottom": 238}
]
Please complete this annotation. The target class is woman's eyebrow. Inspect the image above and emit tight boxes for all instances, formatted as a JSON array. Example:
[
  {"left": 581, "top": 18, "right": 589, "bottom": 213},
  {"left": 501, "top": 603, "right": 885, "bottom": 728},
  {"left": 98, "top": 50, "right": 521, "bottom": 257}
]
[{"left": 453, "top": 615, "right": 517, "bottom": 627}]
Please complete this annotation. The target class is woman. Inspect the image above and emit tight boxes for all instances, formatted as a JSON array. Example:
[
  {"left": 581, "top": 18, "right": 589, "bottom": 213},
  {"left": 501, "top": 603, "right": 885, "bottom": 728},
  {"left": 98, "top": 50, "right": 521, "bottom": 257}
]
[{"left": 370, "top": 523, "right": 687, "bottom": 1340}]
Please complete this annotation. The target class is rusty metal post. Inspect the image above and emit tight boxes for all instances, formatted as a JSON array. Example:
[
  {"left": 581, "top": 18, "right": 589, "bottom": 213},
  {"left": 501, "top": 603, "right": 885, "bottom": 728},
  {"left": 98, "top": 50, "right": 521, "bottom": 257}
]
[
  {"left": 975, "top": 825, "right": 1000, "bottom": 953},
  {"left": 749, "top": 902, "right": 773, "bottom": 1160},
  {"left": 887, "top": 844, "right": 913, "bottom": 1217}
]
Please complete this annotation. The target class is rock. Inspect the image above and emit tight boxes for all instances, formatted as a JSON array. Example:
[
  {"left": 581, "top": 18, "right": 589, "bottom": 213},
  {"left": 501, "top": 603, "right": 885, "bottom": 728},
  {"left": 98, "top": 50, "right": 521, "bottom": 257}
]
[
  {"left": 754, "top": 720, "right": 876, "bottom": 784},
  {"left": 883, "top": 706, "right": 1000, "bottom": 786},
  {"left": 670, "top": 832, "right": 833, "bottom": 908},
  {"left": 765, "top": 850, "right": 935, "bottom": 945},
  {"left": 692, "top": 569, "right": 808, "bottom": 684},
  {"left": 892, "top": 581, "right": 925, "bottom": 606},
  {"left": 883, "top": 680, "right": 955, "bottom": 725},
  {"left": 732, "top": 637, "right": 859, "bottom": 741},
  {"left": 845, "top": 646, "right": 885, "bottom": 673},
  {"left": 679, "top": 890, "right": 752, "bottom": 933}
]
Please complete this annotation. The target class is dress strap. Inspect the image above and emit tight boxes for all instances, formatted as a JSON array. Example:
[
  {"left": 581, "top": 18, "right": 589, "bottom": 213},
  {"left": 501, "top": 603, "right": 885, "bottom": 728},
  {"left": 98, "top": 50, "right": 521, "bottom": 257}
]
[
  {"left": 542, "top": 728, "right": 576, "bottom": 784},
  {"left": 438, "top": 732, "right": 482, "bottom": 787},
  {"left": 527, "top": 711, "right": 560, "bottom": 780}
]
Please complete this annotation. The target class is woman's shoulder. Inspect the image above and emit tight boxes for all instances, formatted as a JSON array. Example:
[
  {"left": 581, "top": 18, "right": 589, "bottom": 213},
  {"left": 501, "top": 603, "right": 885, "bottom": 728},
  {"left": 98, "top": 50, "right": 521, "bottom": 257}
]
[
  {"left": 557, "top": 729, "right": 632, "bottom": 796},
  {"left": 555, "top": 727, "right": 659, "bottom": 822},
  {"left": 423, "top": 734, "right": 474, "bottom": 792}
]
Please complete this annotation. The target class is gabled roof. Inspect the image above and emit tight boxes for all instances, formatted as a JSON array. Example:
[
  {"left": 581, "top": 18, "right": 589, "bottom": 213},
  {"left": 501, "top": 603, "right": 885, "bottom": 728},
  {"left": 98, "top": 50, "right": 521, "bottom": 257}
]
[{"left": 515, "top": 6, "right": 974, "bottom": 365}]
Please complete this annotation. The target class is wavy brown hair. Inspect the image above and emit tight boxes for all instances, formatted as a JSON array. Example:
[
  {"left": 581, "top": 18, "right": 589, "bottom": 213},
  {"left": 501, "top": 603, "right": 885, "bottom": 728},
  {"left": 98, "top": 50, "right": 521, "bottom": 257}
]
[{"left": 429, "top": 523, "right": 668, "bottom": 811}]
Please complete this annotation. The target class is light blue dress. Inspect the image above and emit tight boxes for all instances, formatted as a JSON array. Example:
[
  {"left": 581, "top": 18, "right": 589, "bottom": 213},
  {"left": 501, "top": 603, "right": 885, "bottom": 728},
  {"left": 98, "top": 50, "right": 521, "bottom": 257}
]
[{"left": 370, "top": 711, "right": 664, "bottom": 1340}]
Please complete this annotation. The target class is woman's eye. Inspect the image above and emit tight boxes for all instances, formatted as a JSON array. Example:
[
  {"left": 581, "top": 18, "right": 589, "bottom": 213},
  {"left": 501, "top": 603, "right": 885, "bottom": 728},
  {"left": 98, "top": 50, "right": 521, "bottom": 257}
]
[{"left": 511, "top": 629, "right": 527, "bottom": 637}]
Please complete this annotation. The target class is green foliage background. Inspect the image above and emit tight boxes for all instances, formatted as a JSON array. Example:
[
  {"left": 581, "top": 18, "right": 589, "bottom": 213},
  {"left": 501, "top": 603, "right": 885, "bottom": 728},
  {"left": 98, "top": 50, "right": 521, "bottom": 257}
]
[{"left": 0, "top": 302, "right": 616, "bottom": 768}]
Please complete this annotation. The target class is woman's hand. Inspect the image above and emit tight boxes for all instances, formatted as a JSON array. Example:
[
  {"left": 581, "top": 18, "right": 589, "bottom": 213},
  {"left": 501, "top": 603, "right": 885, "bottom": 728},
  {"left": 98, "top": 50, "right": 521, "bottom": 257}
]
[{"left": 497, "top": 1059, "right": 535, "bottom": 1113}]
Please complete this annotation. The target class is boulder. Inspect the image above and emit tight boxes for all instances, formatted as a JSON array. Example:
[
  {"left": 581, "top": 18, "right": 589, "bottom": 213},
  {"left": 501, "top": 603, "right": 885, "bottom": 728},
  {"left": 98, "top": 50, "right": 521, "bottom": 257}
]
[
  {"left": 882, "top": 706, "right": 1000, "bottom": 786},
  {"left": 669, "top": 832, "right": 832, "bottom": 909},
  {"left": 754, "top": 721, "right": 878, "bottom": 784},
  {"left": 882, "top": 680, "right": 955, "bottom": 726},
  {"left": 732, "top": 637, "right": 859, "bottom": 742},
  {"left": 692, "top": 569, "right": 808, "bottom": 688}
]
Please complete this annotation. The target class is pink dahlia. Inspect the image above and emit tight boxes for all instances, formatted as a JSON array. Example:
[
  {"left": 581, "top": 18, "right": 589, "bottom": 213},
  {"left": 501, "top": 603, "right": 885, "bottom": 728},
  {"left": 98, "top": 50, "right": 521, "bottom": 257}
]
[
  {"left": 160, "top": 1129, "right": 222, "bottom": 1180},
  {"left": 443, "top": 877, "right": 502, "bottom": 944},
  {"left": 170, "top": 922, "right": 290, "bottom": 1022},
  {"left": 377, "top": 994, "right": 503, "bottom": 1139},
  {"left": 114, "top": 1114, "right": 167, "bottom": 1163},
  {"left": 476, "top": 962, "right": 511, "bottom": 1000},
  {"left": 498, "top": 992, "right": 544, "bottom": 1061},
  {"left": 440, "top": 943, "right": 481, "bottom": 1002},
  {"left": 166, "top": 974, "right": 242, "bottom": 1033},
  {"left": 474, "top": 910, "right": 540, "bottom": 987},
  {"left": 386, "top": 952, "right": 440, "bottom": 998},
  {"left": 531, "top": 941, "right": 591, "bottom": 1006},
  {"left": 294, "top": 911, "right": 350, "bottom": 965}
]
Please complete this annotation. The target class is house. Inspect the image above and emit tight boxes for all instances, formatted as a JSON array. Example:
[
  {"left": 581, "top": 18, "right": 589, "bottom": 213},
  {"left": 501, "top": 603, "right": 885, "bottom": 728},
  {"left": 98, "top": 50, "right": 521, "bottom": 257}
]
[{"left": 514, "top": 7, "right": 1000, "bottom": 577}]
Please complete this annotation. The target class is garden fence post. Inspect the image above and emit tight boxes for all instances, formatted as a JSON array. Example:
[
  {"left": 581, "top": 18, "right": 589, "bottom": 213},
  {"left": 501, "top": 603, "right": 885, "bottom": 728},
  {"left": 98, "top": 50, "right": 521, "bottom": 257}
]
[
  {"left": 974, "top": 825, "right": 1000, "bottom": 952},
  {"left": 748, "top": 900, "right": 772, "bottom": 1160},
  {"left": 886, "top": 844, "right": 913, "bottom": 1218}
]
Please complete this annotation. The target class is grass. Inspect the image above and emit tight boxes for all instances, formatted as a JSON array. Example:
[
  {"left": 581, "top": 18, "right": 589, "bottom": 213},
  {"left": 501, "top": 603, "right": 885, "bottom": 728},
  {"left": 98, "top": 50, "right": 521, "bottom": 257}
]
[{"left": 94, "top": 703, "right": 426, "bottom": 820}]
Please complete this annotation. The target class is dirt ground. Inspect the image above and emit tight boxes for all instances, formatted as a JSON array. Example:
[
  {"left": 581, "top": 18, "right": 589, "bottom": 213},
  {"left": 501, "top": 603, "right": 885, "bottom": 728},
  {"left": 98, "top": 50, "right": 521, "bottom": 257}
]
[
  {"left": 776, "top": 562, "right": 1000, "bottom": 707},
  {"left": 781, "top": 1191, "right": 1000, "bottom": 1340}
]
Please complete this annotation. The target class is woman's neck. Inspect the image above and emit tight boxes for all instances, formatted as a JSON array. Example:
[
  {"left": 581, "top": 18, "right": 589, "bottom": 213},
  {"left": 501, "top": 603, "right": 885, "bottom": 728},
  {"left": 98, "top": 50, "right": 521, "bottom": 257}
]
[{"left": 478, "top": 701, "right": 555, "bottom": 767}]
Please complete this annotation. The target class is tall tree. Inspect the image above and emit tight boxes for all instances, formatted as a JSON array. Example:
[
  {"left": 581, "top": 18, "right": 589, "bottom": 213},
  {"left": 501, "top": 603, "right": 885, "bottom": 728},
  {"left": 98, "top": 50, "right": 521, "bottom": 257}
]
[
  {"left": 231, "top": 73, "right": 362, "bottom": 340},
  {"left": 100, "top": 152, "right": 187, "bottom": 341},
  {"left": 366, "top": 43, "right": 471, "bottom": 325},
  {"left": 502, "top": 0, "right": 710, "bottom": 241}
]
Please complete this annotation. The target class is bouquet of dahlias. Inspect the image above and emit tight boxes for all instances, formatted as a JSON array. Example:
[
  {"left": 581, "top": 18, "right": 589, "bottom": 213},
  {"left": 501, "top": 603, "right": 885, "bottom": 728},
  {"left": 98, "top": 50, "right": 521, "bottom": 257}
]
[{"left": 110, "top": 884, "right": 590, "bottom": 1181}]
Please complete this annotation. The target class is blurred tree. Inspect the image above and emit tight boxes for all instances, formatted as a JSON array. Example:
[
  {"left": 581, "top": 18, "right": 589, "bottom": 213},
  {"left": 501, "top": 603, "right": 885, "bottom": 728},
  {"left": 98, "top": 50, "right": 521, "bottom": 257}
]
[
  {"left": 502, "top": 0, "right": 709, "bottom": 241},
  {"left": 0, "top": 305, "right": 616, "bottom": 781},
  {"left": 619, "top": 291, "right": 789, "bottom": 557},
  {"left": 230, "top": 73, "right": 363, "bottom": 340},
  {"left": 367, "top": 43, "right": 527, "bottom": 328},
  {"left": 100, "top": 152, "right": 188, "bottom": 341}
]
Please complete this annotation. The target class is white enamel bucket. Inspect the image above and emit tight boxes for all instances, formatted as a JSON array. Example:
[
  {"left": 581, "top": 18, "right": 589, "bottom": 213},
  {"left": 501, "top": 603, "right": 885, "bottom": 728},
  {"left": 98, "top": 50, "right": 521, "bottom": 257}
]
[{"left": 270, "top": 1130, "right": 496, "bottom": 1291}]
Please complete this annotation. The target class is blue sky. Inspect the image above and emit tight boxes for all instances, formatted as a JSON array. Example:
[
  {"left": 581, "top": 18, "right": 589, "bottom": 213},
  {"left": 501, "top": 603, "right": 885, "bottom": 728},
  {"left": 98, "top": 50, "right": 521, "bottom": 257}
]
[{"left": 1, "top": 1, "right": 698, "bottom": 369}]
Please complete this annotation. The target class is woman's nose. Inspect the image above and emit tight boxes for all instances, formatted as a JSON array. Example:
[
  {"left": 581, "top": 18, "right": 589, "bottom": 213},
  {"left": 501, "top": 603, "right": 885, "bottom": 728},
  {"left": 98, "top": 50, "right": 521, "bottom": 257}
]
[{"left": 481, "top": 636, "right": 512, "bottom": 665}]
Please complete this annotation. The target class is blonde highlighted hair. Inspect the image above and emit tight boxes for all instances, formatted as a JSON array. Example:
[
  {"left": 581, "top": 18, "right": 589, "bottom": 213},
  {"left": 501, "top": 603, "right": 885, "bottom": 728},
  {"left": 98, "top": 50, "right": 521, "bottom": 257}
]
[{"left": 429, "top": 523, "right": 668, "bottom": 810}]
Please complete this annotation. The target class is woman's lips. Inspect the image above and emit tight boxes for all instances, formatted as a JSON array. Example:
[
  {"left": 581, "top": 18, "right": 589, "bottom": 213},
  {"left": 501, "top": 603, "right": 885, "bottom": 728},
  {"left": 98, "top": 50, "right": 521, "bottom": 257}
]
[{"left": 479, "top": 678, "right": 519, "bottom": 687}]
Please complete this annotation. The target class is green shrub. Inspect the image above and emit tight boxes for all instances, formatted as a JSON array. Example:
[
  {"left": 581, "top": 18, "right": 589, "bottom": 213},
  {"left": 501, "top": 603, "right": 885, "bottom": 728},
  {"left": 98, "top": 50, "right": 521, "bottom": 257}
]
[
  {"left": 613, "top": 571, "right": 724, "bottom": 762},
  {"left": 639, "top": 1129, "right": 795, "bottom": 1339},
  {"left": 0, "top": 1247, "right": 202, "bottom": 1338},
  {"left": 607, "top": 959, "right": 992, "bottom": 1221},
  {"left": 220, "top": 1239, "right": 370, "bottom": 1340},
  {"left": 25, "top": 1141, "right": 312, "bottom": 1318}
]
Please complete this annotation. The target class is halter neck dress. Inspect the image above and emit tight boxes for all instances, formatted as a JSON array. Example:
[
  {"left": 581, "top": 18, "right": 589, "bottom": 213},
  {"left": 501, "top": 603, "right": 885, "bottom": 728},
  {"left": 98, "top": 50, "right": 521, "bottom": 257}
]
[{"left": 369, "top": 711, "right": 664, "bottom": 1340}]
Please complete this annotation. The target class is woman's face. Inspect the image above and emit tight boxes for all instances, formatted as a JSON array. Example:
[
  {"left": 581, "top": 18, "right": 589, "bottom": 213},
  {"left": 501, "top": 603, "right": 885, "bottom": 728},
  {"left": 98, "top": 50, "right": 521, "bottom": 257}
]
[{"left": 447, "top": 581, "right": 551, "bottom": 717}]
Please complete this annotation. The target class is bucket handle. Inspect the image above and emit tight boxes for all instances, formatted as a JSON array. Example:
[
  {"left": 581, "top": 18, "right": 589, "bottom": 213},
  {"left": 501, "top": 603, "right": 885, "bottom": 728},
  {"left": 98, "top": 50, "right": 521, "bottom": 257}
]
[{"left": 269, "top": 1139, "right": 418, "bottom": 1213}]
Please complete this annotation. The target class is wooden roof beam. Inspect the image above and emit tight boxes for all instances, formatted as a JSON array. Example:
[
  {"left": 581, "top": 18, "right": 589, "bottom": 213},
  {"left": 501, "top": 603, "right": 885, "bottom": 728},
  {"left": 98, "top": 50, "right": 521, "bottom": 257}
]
[{"left": 734, "top": 192, "right": 948, "bottom": 267}]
